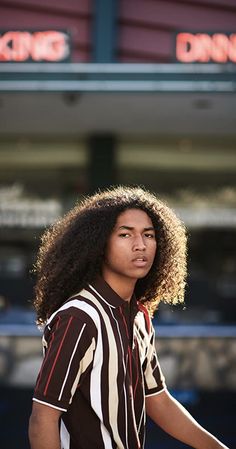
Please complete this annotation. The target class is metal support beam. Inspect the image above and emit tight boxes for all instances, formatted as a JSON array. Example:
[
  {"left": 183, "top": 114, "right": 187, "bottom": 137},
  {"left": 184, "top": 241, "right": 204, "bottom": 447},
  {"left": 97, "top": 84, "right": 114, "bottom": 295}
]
[
  {"left": 88, "top": 134, "right": 117, "bottom": 193},
  {"left": 93, "top": 0, "right": 117, "bottom": 62}
]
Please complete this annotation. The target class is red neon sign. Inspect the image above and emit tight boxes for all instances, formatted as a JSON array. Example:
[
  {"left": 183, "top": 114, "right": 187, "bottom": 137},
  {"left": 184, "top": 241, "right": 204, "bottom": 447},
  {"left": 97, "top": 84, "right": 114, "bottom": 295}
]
[
  {"left": 176, "top": 33, "right": 236, "bottom": 63},
  {"left": 0, "top": 31, "right": 70, "bottom": 62}
]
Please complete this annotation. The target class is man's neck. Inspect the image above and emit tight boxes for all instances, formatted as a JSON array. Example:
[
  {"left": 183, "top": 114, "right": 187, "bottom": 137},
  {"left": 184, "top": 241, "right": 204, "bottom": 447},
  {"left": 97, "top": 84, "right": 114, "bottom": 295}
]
[{"left": 101, "top": 272, "right": 135, "bottom": 302}]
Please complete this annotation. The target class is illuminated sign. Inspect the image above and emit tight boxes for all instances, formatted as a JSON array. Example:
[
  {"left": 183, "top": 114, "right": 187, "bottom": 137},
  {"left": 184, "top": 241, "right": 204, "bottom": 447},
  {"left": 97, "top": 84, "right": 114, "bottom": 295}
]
[
  {"left": 0, "top": 30, "right": 70, "bottom": 62},
  {"left": 176, "top": 32, "right": 236, "bottom": 63}
]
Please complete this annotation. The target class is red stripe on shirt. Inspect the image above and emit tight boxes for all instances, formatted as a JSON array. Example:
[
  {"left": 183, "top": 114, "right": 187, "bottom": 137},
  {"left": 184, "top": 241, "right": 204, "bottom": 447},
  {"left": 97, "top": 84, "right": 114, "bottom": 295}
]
[
  {"left": 119, "top": 306, "right": 129, "bottom": 339},
  {"left": 128, "top": 345, "right": 133, "bottom": 385},
  {"left": 43, "top": 316, "right": 73, "bottom": 396},
  {"left": 138, "top": 303, "right": 150, "bottom": 334},
  {"left": 119, "top": 306, "right": 133, "bottom": 383},
  {"left": 35, "top": 317, "right": 61, "bottom": 391},
  {"left": 133, "top": 343, "right": 140, "bottom": 398}
]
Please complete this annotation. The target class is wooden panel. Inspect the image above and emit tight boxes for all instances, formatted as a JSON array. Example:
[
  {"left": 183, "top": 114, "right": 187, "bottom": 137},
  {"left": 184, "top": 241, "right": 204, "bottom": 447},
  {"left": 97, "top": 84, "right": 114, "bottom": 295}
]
[
  {"left": 0, "top": 0, "right": 92, "bottom": 61},
  {"left": 118, "top": 26, "right": 171, "bottom": 61},
  {"left": 0, "top": 0, "right": 92, "bottom": 16},
  {"left": 118, "top": 0, "right": 236, "bottom": 62},
  {"left": 0, "top": 8, "right": 90, "bottom": 43},
  {"left": 119, "top": 0, "right": 236, "bottom": 29},
  {"left": 175, "top": 0, "right": 236, "bottom": 10}
]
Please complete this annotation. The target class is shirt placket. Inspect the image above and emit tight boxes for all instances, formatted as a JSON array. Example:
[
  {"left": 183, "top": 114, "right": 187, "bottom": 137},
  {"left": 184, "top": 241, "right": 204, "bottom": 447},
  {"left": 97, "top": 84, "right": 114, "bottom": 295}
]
[{"left": 119, "top": 305, "right": 141, "bottom": 449}]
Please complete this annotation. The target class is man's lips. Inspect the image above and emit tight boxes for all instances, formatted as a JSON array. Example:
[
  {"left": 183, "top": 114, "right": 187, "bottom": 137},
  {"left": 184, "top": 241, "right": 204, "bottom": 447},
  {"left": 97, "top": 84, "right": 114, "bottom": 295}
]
[
  {"left": 132, "top": 256, "right": 148, "bottom": 267},
  {"left": 132, "top": 255, "right": 147, "bottom": 262}
]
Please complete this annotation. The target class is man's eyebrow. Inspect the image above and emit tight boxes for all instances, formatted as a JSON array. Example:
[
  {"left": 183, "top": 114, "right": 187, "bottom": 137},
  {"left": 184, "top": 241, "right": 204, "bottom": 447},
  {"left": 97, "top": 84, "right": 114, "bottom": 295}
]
[{"left": 117, "top": 225, "right": 155, "bottom": 231}]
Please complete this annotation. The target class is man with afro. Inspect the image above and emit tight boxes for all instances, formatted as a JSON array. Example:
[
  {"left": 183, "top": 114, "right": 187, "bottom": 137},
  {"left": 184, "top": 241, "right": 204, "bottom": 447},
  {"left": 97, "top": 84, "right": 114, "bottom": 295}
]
[{"left": 29, "top": 186, "right": 229, "bottom": 449}]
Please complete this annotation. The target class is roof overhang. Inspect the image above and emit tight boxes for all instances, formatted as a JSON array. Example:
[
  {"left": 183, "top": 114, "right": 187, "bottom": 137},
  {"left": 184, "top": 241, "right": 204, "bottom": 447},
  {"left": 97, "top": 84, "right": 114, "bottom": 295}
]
[{"left": 0, "top": 62, "right": 235, "bottom": 93}]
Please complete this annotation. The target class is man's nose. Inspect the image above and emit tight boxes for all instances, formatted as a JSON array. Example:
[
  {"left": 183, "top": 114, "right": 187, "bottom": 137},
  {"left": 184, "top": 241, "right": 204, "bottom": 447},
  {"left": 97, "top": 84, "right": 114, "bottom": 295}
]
[{"left": 133, "top": 235, "right": 146, "bottom": 251}]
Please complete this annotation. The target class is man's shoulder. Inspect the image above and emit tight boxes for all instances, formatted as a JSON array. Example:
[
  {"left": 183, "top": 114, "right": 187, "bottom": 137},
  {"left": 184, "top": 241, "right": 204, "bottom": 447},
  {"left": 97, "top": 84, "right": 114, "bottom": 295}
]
[{"left": 47, "top": 289, "right": 101, "bottom": 328}]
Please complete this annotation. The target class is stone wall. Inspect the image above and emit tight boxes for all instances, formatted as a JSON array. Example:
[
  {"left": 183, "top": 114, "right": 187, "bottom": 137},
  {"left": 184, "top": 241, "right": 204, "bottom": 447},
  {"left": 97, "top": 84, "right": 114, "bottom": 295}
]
[
  {"left": 156, "top": 337, "right": 236, "bottom": 390},
  {"left": 0, "top": 334, "right": 235, "bottom": 389}
]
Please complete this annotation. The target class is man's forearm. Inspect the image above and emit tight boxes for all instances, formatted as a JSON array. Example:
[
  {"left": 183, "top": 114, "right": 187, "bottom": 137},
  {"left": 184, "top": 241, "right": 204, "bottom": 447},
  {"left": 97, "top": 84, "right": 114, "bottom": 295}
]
[
  {"left": 29, "top": 413, "right": 61, "bottom": 449},
  {"left": 146, "top": 390, "right": 229, "bottom": 449}
]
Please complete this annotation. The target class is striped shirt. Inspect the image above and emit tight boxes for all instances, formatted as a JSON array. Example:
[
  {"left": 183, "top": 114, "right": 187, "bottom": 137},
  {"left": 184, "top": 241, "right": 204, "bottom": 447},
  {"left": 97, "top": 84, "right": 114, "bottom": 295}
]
[{"left": 33, "top": 277, "right": 166, "bottom": 449}]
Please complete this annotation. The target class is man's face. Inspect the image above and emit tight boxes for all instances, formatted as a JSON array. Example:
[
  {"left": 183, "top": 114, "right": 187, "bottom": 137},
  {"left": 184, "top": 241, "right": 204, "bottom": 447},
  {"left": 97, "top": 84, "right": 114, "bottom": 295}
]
[{"left": 102, "top": 208, "right": 157, "bottom": 285}]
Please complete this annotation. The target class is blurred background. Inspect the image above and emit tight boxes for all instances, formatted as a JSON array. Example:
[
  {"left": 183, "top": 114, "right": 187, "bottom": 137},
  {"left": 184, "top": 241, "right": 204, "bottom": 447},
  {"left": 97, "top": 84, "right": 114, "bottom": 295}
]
[{"left": 0, "top": 0, "right": 235, "bottom": 448}]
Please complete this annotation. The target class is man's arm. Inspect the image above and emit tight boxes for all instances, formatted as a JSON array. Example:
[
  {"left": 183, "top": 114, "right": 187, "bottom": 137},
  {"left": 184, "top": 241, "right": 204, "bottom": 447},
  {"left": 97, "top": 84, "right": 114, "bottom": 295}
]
[
  {"left": 146, "top": 389, "right": 229, "bottom": 449},
  {"left": 29, "top": 401, "right": 63, "bottom": 449}
]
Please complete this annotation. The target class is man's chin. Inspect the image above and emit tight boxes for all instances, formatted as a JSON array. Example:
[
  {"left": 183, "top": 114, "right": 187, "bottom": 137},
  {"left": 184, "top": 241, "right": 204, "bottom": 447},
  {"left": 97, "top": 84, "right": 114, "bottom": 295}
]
[{"left": 132, "top": 269, "right": 151, "bottom": 280}]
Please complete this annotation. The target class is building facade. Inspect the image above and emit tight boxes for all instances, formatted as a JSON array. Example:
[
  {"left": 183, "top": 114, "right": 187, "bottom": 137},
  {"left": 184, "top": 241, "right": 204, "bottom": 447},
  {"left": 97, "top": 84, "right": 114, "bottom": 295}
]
[{"left": 0, "top": 1, "right": 235, "bottom": 320}]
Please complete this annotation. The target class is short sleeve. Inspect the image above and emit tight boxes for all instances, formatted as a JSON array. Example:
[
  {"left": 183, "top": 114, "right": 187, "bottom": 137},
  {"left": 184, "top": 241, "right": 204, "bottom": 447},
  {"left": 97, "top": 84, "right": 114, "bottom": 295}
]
[
  {"left": 143, "top": 319, "right": 166, "bottom": 397},
  {"left": 33, "top": 311, "right": 96, "bottom": 411}
]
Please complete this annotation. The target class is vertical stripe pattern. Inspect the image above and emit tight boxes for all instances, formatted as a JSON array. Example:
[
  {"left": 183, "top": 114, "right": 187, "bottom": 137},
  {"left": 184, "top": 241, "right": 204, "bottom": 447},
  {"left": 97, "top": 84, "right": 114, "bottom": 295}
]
[{"left": 33, "top": 277, "right": 166, "bottom": 449}]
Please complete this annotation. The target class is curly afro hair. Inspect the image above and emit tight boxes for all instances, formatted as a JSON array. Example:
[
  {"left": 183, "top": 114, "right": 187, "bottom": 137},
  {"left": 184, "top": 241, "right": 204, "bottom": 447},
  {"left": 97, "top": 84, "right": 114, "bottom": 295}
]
[{"left": 33, "top": 186, "right": 187, "bottom": 325}]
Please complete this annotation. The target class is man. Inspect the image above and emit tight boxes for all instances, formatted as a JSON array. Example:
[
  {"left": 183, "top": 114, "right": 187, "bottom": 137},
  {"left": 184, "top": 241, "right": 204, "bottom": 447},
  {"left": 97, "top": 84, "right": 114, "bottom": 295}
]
[{"left": 29, "top": 186, "right": 229, "bottom": 449}]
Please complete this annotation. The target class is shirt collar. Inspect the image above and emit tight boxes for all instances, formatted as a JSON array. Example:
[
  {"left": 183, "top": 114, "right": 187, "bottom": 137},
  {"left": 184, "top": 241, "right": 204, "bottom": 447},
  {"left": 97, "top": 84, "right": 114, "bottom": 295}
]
[{"left": 90, "top": 275, "right": 138, "bottom": 312}]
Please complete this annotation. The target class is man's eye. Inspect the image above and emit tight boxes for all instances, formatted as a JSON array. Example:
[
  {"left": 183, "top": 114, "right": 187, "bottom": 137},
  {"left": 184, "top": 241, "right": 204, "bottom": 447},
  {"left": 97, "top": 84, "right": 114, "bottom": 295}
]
[
  {"left": 145, "top": 233, "right": 155, "bottom": 238},
  {"left": 119, "top": 233, "right": 130, "bottom": 238}
]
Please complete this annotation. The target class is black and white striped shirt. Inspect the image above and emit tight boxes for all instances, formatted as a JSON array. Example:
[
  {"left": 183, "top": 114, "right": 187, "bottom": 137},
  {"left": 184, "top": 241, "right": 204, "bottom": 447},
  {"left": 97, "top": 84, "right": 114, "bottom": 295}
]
[{"left": 33, "top": 276, "right": 166, "bottom": 449}]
